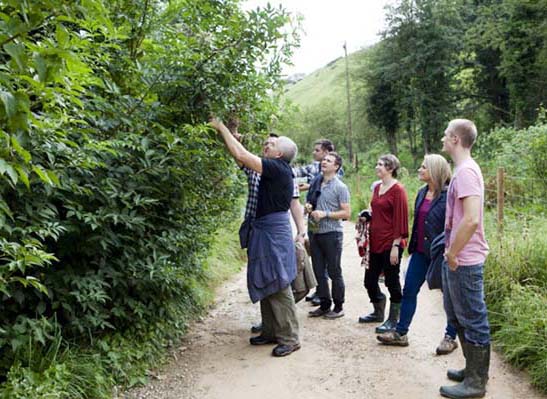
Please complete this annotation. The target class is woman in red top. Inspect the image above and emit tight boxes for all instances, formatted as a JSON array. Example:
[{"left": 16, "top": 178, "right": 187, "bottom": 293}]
[{"left": 359, "top": 154, "right": 409, "bottom": 334}]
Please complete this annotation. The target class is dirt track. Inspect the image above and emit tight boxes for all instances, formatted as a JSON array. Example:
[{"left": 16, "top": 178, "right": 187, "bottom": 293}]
[{"left": 126, "top": 222, "right": 545, "bottom": 399}]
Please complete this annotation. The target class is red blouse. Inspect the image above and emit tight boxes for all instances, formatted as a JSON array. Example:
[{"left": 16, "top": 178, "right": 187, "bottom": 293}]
[{"left": 370, "top": 182, "right": 409, "bottom": 253}]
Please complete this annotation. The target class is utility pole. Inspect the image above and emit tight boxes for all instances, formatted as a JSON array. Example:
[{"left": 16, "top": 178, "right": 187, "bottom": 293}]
[{"left": 343, "top": 41, "right": 354, "bottom": 166}]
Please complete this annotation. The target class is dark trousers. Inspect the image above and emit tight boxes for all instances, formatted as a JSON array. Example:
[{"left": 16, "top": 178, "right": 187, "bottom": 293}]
[
  {"left": 365, "top": 248, "right": 403, "bottom": 303},
  {"left": 310, "top": 231, "right": 345, "bottom": 310}
]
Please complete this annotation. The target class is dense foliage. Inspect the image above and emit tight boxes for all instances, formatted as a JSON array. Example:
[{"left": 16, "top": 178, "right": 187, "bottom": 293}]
[
  {"left": 358, "top": 0, "right": 547, "bottom": 158},
  {"left": 0, "top": 0, "right": 298, "bottom": 396}
]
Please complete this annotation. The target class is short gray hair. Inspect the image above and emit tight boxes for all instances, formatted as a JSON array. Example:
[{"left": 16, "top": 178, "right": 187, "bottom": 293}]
[{"left": 277, "top": 136, "right": 298, "bottom": 163}]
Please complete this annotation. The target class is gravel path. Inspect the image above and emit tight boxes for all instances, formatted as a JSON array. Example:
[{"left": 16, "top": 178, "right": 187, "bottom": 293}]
[{"left": 125, "top": 222, "right": 545, "bottom": 399}]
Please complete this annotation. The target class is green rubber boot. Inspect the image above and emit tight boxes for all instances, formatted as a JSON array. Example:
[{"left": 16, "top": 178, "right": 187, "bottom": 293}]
[
  {"left": 440, "top": 344, "right": 490, "bottom": 399},
  {"left": 447, "top": 329, "right": 468, "bottom": 382}
]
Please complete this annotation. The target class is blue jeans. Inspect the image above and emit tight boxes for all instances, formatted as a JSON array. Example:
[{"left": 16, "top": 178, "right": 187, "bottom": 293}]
[
  {"left": 442, "top": 260, "right": 490, "bottom": 345},
  {"left": 397, "top": 252, "right": 456, "bottom": 337}
]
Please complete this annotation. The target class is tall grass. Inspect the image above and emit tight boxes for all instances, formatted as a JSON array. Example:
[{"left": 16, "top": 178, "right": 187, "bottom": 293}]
[{"left": 484, "top": 212, "right": 547, "bottom": 392}]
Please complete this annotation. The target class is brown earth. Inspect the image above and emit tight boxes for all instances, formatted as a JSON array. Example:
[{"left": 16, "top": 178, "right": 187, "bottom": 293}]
[{"left": 125, "top": 222, "right": 545, "bottom": 399}]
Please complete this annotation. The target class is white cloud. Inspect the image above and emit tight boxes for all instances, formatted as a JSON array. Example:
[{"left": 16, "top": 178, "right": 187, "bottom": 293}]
[{"left": 243, "top": 0, "right": 391, "bottom": 75}]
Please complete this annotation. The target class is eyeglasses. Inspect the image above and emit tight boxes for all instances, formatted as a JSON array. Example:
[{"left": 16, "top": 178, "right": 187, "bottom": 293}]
[{"left": 376, "top": 162, "right": 385, "bottom": 166}]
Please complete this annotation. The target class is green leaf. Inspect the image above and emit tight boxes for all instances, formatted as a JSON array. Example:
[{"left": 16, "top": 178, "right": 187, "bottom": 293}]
[
  {"left": 56, "top": 24, "right": 70, "bottom": 48},
  {"left": 4, "top": 42, "right": 26, "bottom": 71},
  {"left": 32, "top": 165, "right": 53, "bottom": 185},
  {"left": 0, "top": 197, "right": 13, "bottom": 220},
  {"left": 46, "top": 170, "right": 60, "bottom": 186},
  {"left": 0, "top": 158, "right": 18, "bottom": 185},
  {"left": 0, "top": 91, "right": 16, "bottom": 118},
  {"left": 11, "top": 135, "right": 31, "bottom": 163},
  {"left": 14, "top": 165, "right": 29, "bottom": 189},
  {"left": 34, "top": 53, "right": 48, "bottom": 82}
]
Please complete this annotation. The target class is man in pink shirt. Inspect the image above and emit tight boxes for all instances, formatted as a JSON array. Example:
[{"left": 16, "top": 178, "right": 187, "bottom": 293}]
[{"left": 440, "top": 119, "right": 490, "bottom": 399}]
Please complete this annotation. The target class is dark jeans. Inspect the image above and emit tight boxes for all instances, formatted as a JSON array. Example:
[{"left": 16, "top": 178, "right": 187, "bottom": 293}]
[
  {"left": 397, "top": 252, "right": 456, "bottom": 338},
  {"left": 442, "top": 260, "right": 490, "bottom": 345},
  {"left": 310, "top": 231, "right": 344, "bottom": 310},
  {"left": 365, "top": 248, "right": 403, "bottom": 303}
]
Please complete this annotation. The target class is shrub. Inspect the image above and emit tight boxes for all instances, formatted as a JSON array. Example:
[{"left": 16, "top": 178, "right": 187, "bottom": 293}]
[{"left": 0, "top": 0, "right": 298, "bottom": 395}]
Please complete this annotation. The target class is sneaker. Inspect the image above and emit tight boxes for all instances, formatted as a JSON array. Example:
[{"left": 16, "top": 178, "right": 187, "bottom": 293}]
[
  {"left": 376, "top": 331, "right": 409, "bottom": 346},
  {"left": 323, "top": 309, "right": 345, "bottom": 319},
  {"left": 436, "top": 334, "right": 458, "bottom": 355}
]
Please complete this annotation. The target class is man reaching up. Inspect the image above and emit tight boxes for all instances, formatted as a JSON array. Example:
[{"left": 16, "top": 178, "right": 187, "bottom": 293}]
[{"left": 210, "top": 118, "right": 301, "bottom": 357}]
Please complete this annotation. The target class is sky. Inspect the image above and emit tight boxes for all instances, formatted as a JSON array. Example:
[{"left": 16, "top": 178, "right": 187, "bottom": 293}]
[{"left": 243, "top": 0, "right": 392, "bottom": 76}]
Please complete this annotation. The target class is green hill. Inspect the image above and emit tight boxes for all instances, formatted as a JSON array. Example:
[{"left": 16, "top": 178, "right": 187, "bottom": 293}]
[
  {"left": 277, "top": 46, "right": 379, "bottom": 166},
  {"left": 284, "top": 47, "right": 372, "bottom": 109}
]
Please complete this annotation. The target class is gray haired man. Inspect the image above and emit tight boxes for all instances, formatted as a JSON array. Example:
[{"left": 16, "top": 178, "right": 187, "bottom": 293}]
[{"left": 210, "top": 118, "right": 301, "bottom": 357}]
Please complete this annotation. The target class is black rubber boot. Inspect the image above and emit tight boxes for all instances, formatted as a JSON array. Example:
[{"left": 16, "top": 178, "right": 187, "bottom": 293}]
[
  {"left": 440, "top": 344, "right": 490, "bottom": 399},
  {"left": 447, "top": 329, "right": 468, "bottom": 382},
  {"left": 375, "top": 302, "right": 401, "bottom": 334},
  {"left": 358, "top": 294, "right": 386, "bottom": 323}
]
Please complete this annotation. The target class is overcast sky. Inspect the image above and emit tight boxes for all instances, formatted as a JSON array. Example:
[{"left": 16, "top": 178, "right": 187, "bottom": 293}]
[{"left": 243, "top": 0, "right": 392, "bottom": 76}]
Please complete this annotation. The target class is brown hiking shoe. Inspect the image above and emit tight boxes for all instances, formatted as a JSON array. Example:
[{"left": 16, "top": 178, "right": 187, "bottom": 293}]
[
  {"left": 436, "top": 334, "right": 458, "bottom": 355},
  {"left": 376, "top": 331, "right": 409, "bottom": 346}
]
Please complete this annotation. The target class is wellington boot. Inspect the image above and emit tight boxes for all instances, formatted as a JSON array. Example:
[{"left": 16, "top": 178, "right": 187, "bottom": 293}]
[
  {"left": 440, "top": 344, "right": 490, "bottom": 399},
  {"left": 375, "top": 302, "right": 401, "bottom": 334},
  {"left": 358, "top": 295, "right": 386, "bottom": 323},
  {"left": 447, "top": 329, "right": 468, "bottom": 382}
]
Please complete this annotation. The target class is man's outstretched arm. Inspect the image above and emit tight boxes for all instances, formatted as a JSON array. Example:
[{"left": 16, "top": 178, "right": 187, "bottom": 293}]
[{"left": 210, "top": 118, "right": 262, "bottom": 174}]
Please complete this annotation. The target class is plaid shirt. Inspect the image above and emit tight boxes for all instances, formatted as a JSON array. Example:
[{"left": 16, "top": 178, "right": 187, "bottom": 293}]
[
  {"left": 242, "top": 166, "right": 299, "bottom": 221},
  {"left": 293, "top": 162, "right": 320, "bottom": 184},
  {"left": 293, "top": 161, "right": 344, "bottom": 184}
]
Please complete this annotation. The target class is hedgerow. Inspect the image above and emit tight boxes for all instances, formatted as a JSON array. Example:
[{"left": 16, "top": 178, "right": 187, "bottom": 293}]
[{"left": 0, "top": 0, "right": 298, "bottom": 396}]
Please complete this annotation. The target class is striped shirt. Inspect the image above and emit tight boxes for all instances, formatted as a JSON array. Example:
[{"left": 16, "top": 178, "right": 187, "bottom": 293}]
[{"left": 315, "top": 176, "right": 350, "bottom": 234}]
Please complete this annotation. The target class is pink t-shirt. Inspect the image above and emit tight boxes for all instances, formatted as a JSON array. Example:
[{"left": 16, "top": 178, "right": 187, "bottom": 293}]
[{"left": 445, "top": 158, "right": 489, "bottom": 265}]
